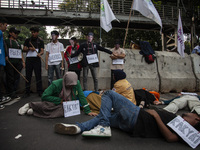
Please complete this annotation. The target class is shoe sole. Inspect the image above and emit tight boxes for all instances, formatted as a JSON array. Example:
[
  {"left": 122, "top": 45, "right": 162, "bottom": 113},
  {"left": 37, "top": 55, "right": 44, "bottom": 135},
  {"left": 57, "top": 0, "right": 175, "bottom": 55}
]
[
  {"left": 54, "top": 124, "right": 77, "bottom": 135},
  {"left": 0, "top": 99, "right": 11, "bottom": 105},
  {"left": 82, "top": 134, "right": 111, "bottom": 137}
]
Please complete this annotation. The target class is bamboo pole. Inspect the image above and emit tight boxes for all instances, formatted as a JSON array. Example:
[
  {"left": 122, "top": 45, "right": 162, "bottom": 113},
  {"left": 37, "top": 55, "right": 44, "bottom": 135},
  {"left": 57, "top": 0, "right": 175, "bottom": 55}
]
[
  {"left": 29, "top": 42, "right": 45, "bottom": 63},
  {"left": 6, "top": 59, "right": 29, "bottom": 83},
  {"left": 123, "top": 0, "right": 135, "bottom": 48}
]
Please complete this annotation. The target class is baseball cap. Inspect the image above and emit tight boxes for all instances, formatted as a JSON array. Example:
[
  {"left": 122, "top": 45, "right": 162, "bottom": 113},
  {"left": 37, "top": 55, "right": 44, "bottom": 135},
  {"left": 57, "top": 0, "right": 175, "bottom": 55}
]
[{"left": 88, "top": 32, "right": 94, "bottom": 36}]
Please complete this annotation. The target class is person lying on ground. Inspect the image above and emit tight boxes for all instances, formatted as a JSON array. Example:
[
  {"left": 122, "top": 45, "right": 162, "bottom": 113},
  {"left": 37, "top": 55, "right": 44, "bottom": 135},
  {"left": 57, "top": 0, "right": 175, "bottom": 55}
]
[
  {"left": 54, "top": 90, "right": 200, "bottom": 143},
  {"left": 18, "top": 72, "right": 97, "bottom": 118}
]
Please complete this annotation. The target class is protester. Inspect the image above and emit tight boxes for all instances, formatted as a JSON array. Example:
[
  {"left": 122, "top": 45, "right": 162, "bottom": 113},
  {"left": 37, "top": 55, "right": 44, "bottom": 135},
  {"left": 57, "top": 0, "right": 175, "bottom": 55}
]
[
  {"left": 71, "top": 32, "right": 113, "bottom": 92},
  {"left": 191, "top": 43, "right": 200, "bottom": 55},
  {"left": 18, "top": 72, "right": 97, "bottom": 118},
  {"left": 4, "top": 27, "right": 25, "bottom": 99},
  {"left": 64, "top": 37, "right": 82, "bottom": 80},
  {"left": 23, "top": 27, "right": 44, "bottom": 97},
  {"left": 54, "top": 90, "right": 200, "bottom": 143},
  {"left": 46, "top": 30, "right": 64, "bottom": 86},
  {"left": 112, "top": 70, "right": 136, "bottom": 105},
  {"left": 0, "top": 17, "right": 11, "bottom": 109},
  {"left": 110, "top": 40, "right": 126, "bottom": 89}
]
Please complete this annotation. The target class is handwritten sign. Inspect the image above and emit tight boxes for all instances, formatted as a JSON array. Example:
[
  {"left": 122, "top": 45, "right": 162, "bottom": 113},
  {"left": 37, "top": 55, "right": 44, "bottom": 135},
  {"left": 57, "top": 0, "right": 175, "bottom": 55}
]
[
  {"left": 86, "top": 54, "right": 98, "bottom": 64},
  {"left": 27, "top": 49, "right": 38, "bottom": 57},
  {"left": 112, "top": 59, "right": 124, "bottom": 65},
  {"left": 49, "top": 53, "right": 62, "bottom": 62},
  {"left": 63, "top": 100, "right": 80, "bottom": 118},
  {"left": 69, "top": 56, "right": 79, "bottom": 64},
  {"left": 167, "top": 116, "right": 200, "bottom": 149},
  {"left": 9, "top": 48, "right": 22, "bottom": 59}
]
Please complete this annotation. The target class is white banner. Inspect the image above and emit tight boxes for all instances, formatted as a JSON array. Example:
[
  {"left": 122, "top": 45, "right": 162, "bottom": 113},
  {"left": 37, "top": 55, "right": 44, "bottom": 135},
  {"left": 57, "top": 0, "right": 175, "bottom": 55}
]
[
  {"left": 69, "top": 56, "right": 79, "bottom": 64},
  {"left": 112, "top": 59, "right": 124, "bottom": 65},
  {"left": 100, "top": 0, "right": 119, "bottom": 32},
  {"left": 27, "top": 49, "right": 38, "bottom": 57},
  {"left": 63, "top": 100, "right": 80, "bottom": 118},
  {"left": 132, "top": 0, "right": 162, "bottom": 30},
  {"left": 177, "top": 10, "right": 185, "bottom": 57},
  {"left": 167, "top": 116, "right": 200, "bottom": 149},
  {"left": 86, "top": 54, "right": 99, "bottom": 64},
  {"left": 9, "top": 48, "right": 22, "bottom": 59},
  {"left": 49, "top": 53, "right": 62, "bottom": 62}
]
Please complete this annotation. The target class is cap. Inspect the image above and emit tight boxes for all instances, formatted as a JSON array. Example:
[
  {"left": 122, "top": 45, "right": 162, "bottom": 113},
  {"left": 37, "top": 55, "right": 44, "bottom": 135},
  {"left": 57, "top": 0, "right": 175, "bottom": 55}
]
[
  {"left": 9, "top": 27, "right": 20, "bottom": 34},
  {"left": 51, "top": 30, "right": 59, "bottom": 36},
  {"left": 70, "top": 37, "right": 77, "bottom": 41},
  {"left": 113, "top": 70, "right": 126, "bottom": 82},
  {"left": 88, "top": 32, "right": 94, "bottom": 36}
]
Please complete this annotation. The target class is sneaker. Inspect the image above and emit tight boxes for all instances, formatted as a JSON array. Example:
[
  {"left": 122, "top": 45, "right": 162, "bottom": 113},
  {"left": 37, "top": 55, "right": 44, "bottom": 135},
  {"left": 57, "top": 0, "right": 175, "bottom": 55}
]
[
  {"left": 82, "top": 125, "right": 111, "bottom": 137},
  {"left": 27, "top": 108, "right": 33, "bottom": 115},
  {"left": 0, "top": 96, "right": 11, "bottom": 104},
  {"left": 18, "top": 103, "right": 30, "bottom": 115},
  {"left": 0, "top": 105, "right": 5, "bottom": 110},
  {"left": 54, "top": 123, "right": 81, "bottom": 135}
]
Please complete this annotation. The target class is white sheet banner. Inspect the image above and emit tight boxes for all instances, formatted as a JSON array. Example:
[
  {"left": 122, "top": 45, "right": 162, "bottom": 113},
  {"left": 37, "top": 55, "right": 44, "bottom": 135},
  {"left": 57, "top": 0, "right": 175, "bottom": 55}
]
[
  {"left": 69, "top": 56, "right": 79, "bottom": 64},
  {"left": 49, "top": 53, "right": 62, "bottom": 62},
  {"left": 63, "top": 100, "right": 80, "bottom": 118},
  {"left": 27, "top": 49, "right": 38, "bottom": 57},
  {"left": 167, "top": 116, "right": 200, "bottom": 149},
  {"left": 112, "top": 59, "right": 124, "bottom": 65},
  {"left": 86, "top": 54, "right": 99, "bottom": 64},
  {"left": 9, "top": 48, "right": 22, "bottom": 59}
]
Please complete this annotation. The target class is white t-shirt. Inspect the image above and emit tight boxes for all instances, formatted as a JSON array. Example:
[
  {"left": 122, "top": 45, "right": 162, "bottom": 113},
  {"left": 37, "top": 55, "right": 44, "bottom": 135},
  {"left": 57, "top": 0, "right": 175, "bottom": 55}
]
[{"left": 46, "top": 41, "right": 64, "bottom": 65}]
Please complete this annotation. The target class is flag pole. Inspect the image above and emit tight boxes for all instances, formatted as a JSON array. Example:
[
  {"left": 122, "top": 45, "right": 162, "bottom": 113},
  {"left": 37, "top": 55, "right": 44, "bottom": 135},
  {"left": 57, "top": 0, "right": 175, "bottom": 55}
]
[{"left": 123, "top": 0, "right": 135, "bottom": 49}]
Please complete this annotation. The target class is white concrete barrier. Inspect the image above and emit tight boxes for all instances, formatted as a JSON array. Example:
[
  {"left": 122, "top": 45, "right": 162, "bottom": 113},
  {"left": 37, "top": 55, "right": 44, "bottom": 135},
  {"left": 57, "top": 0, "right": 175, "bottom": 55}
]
[
  {"left": 191, "top": 54, "right": 200, "bottom": 91},
  {"left": 156, "top": 51, "right": 196, "bottom": 93}
]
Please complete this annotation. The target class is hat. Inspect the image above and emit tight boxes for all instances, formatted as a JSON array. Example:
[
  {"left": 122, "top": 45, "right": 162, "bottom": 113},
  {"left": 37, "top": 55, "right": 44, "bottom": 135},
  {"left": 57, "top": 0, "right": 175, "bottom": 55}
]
[
  {"left": 30, "top": 27, "right": 39, "bottom": 32},
  {"left": 9, "top": 27, "right": 20, "bottom": 34},
  {"left": 113, "top": 70, "right": 126, "bottom": 82},
  {"left": 51, "top": 30, "right": 59, "bottom": 36},
  {"left": 88, "top": 32, "right": 94, "bottom": 36},
  {"left": 70, "top": 37, "right": 77, "bottom": 41}
]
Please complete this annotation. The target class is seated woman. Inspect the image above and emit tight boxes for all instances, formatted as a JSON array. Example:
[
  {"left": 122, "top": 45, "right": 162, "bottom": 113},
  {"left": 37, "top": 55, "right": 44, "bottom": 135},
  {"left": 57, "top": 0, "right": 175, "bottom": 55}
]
[{"left": 18, "top": 72, "right": 97, "bottom": 118}]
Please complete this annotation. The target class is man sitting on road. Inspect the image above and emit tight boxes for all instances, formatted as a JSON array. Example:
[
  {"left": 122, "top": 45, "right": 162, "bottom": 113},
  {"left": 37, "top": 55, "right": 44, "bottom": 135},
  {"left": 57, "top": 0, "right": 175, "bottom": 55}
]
[{"left": 54, "top": 90, "right": 200, "bottom": 143}]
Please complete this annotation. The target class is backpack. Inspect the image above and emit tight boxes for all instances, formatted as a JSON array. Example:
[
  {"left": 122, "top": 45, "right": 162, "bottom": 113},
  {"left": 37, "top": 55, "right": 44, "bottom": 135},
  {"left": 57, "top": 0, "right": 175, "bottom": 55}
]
[{"left": 139, "top": 41, "right": 156, "bottom": 64}]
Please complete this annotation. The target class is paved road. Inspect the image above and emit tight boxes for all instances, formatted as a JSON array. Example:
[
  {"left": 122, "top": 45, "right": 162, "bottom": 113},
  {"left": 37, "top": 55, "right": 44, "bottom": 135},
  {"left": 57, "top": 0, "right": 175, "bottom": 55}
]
[{"left": 0, "top": 93, "right": 198, "bottom": 150}]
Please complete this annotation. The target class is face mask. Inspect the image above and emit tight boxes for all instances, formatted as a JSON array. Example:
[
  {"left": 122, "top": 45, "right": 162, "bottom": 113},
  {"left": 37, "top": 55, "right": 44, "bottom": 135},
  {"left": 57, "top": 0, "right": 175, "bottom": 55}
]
[{"left": 52, "top": 34, "right": 56, "bottom": 41}]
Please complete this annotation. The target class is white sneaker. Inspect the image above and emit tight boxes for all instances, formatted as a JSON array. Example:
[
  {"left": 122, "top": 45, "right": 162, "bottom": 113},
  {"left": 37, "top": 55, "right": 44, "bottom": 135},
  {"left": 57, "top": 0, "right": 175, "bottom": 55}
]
[
  {"left": 27, "top": 108, "right": 33, "bottom": 115},
  {"left": 82, "top": 125, "right": 111, "bottom": 137},
  {"left": 54, "top": 123, "right": 81, "bottom": 135},
  {"left": 18, "top": 103, "right": 30, "bottom": 115}
]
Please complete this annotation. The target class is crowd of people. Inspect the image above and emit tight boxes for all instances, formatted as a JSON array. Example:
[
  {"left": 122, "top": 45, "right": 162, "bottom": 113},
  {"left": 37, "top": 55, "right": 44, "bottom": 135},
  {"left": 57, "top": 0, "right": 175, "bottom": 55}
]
[{"left": 1, "top": 17, "right": 200, "bottom": 147}]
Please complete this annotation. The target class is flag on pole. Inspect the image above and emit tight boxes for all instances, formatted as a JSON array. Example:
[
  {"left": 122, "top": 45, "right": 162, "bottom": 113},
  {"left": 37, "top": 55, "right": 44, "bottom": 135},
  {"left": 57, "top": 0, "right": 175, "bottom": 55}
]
[
  {"left": 100, "top": 0, "right": 119, "bottom": 32},
  {"left": 177, "top": 10, "right": 185, "bottom": 57},
  {"left": 132, "top": 0, "right": 162, "bottom": 30},
  {"left": 0, "top": 30, "right": 6, "bottom": 66}
]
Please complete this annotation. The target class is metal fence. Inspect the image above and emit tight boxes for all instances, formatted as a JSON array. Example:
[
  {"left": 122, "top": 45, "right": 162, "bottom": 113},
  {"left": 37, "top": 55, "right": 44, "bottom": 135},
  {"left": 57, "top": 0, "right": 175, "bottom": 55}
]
[{"left": 0, "top": 0, "right": 198, "bottom": 20}]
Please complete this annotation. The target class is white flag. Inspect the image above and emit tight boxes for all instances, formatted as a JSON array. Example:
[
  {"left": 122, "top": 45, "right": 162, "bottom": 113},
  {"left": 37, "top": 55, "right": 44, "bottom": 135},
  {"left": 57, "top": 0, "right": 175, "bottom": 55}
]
[
  {"left": 100, "top": 0, "right": 119, "bottom": 32},
  {"left": 177, "top": 10, "right": 185, "bottom": 57},
  {"left": 132, "top": 0, "right": 162, "bottom": 30}
]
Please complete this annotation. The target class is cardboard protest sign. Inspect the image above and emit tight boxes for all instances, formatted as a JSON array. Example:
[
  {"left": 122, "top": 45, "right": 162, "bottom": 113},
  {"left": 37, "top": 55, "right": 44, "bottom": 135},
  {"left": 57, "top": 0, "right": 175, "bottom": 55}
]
[
  {"left": 167, "top": 116, "right": 200, "bottom": 149},
  {"left": 63, "top": 100, "right": 80, "bottom": 118}
]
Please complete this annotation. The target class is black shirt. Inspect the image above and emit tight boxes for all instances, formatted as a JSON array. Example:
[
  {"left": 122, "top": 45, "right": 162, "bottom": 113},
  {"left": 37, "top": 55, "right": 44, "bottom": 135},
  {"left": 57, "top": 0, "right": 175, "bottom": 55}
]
[
  {"left": 131, "top": 108, "right": 177, "bottom": 138},
  {"left": 24, "top": 37, "right": 44, "bottom": 54}
]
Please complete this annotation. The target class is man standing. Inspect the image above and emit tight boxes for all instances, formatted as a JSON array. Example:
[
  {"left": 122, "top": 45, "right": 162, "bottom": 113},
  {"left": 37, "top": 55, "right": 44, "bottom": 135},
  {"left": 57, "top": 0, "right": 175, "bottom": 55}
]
[
  {"left": 45, "top": 30, "right": 64, "bottom": 86},
  {"left": 5, "top": 27, "right": 25, "bottom": 99},
  {"left": 71, "top": 32, "right": 112, "bottom": 92},
  {"left": 23, "top": 27, "right": 44, "bottom": 97},
  {"left": 0, "top": 17, "right": 11, "bottom": 109},
  {"left": 110, "top": 40, "right": 126, "bottom": 89}
]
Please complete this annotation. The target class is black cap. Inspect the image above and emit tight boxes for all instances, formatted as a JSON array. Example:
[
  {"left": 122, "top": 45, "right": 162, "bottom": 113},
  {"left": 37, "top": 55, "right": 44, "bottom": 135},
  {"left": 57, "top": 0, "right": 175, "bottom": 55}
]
[
  {"left": 70, "top": 37, "right": 77, "bottom": 41},
  {"left": 113, "top": 70, "right": 126, "bottom": 82},
  {"left": 51, "top": 30, "right": 59, "bottom": 36},
  {"left": 30, "top": 27, "right": 39, "bottom": 32},
  {"left": 88, "top": 32, "right": 94, "bottom": 36},
  {"left": 9, "top": 27, "right": 20, "bottom": 34}
]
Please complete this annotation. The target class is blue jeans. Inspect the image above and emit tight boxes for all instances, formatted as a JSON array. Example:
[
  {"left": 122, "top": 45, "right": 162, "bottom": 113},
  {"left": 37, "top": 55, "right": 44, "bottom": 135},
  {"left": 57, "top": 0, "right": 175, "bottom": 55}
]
[
  {"left": 77, "top": 90, "right": 140, "bottom": 133},
  {"left": 48, "top": 64, "right": 61, "bottom": 86}
]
